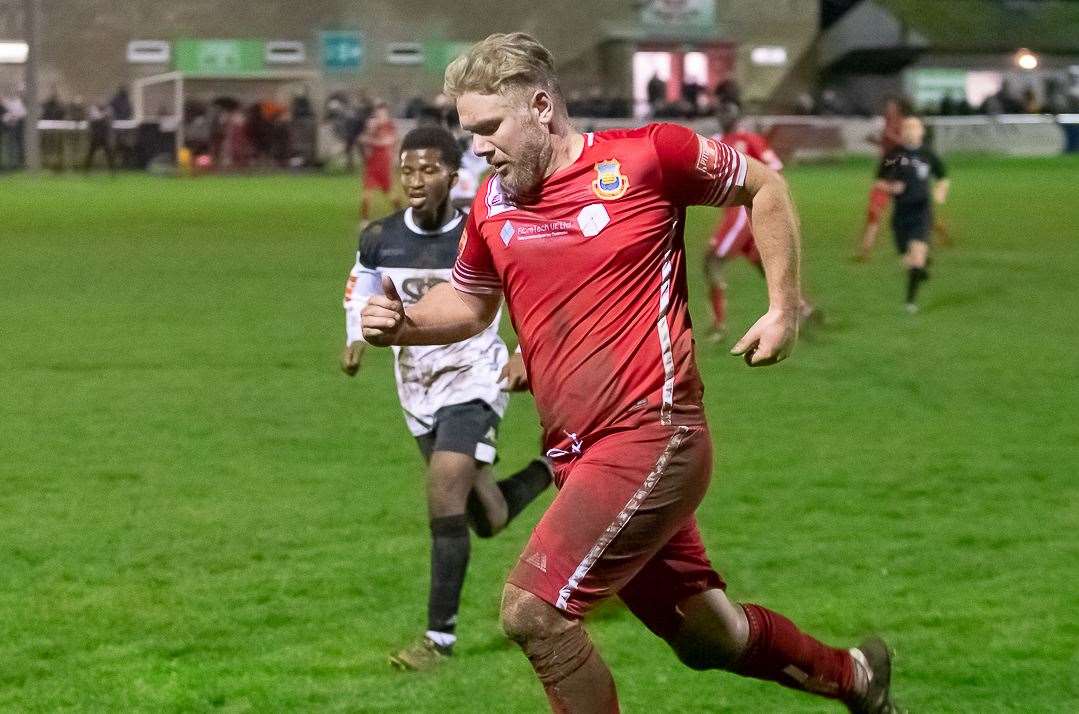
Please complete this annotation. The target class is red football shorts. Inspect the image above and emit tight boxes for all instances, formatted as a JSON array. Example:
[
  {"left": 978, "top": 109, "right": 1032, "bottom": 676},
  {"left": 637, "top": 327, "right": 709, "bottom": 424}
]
[
  {"left": 867, "top": 185, "right": 890, "bottom": 223},
  {"left": 709, "top": 206, "right": 760, "bottom": 262},
  {"left": 508, "top": 424, "right": 726, "bottom": 641},
  {"left": 363, "top": 151, "right": 393, "bottom": 192}
]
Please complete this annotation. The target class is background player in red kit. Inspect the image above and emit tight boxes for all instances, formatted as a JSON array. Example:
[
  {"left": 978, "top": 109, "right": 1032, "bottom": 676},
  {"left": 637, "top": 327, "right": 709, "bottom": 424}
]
[
  {"left": 359, "top": 100, "right": 401, "bottom": 224},
  {"left": 362, "top": 33, "right": 899, "bottom": 714},
  {"left": 854, "top": 97, "right": 909, "bottom": 261},
  {"left": 706, "top": 111, "right": 816, "bottom": 341}
]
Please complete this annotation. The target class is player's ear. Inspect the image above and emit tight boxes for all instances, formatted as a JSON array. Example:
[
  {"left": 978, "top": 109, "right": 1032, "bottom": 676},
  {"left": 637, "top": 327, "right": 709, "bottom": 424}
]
[
  {"left": 531, "top": 89, "right": 554, "bottom": 126},
  {"left": 448, "top": 169, "right": 459, "bottom": 189}
]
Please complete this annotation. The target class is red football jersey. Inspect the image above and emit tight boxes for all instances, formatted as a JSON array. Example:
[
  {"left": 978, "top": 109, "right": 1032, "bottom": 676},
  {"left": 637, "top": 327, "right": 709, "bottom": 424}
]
[
  {"left": 881, "top": 112, "right": 903, "bottom": 155},
  {"left": 453, "top": 123, "right": 747, "bottom": 456},
  {"left": 718, "top": 130, "right": 783, "bottom": 172}
]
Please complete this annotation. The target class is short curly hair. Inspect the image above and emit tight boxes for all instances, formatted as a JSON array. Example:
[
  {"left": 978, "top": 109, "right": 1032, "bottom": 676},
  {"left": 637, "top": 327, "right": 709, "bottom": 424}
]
[
  {"left": 399, "top": 126, "right": 462, "bottom": 170},
  {"left": 443, "top": 32, "right": 562, "bottom": 101}
]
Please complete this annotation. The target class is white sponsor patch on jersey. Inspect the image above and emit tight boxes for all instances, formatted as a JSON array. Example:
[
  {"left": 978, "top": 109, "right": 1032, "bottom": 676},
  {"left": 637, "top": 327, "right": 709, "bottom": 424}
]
[{"left": 577, "top": 203, "right": 610, "bottom": 238}]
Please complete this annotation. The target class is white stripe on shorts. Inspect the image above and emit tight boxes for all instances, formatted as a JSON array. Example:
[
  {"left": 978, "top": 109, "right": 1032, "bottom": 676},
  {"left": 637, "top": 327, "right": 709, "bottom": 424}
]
[{"left": 554, "top": 426, "right": 690, "bottom": 611}]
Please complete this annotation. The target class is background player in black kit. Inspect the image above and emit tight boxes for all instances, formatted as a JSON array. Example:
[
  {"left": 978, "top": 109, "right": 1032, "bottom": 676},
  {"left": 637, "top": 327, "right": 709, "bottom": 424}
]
[
  {"left": 341, "top": 126, "right": 551, "bottom": 670},
  {"left": 878, "top": 117, "right": 950, "bottom": 313}
]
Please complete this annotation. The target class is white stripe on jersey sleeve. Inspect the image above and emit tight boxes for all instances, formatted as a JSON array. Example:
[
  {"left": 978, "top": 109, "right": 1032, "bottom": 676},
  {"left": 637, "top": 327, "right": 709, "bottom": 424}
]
[
  {"left": 697, "top": 138, "right": 748, "bottom": 208},
  {"left": 452, "top": 261, "right": 502, "bottom": 294}
]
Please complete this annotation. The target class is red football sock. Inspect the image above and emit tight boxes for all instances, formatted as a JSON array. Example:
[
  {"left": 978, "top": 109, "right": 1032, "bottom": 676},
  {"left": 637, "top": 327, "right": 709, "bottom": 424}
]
[
  {"left": 709, "top": 285, "right": 726, "bottom": 328},
  {"left": 733, "top": 604, "right": 855, "bottom": 700}
]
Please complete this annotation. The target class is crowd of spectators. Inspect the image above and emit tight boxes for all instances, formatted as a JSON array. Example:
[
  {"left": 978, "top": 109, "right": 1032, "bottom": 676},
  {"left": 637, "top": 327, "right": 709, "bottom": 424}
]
[
  {"left": 180, "top": 92, "right": 316, "bottom": 171},
  {"left": 561, "top": 74, "right": 742, "bottom": 120},
  {"left": 5, "top": 67, "right": 1079, "bottom": 172},
  {"left": 928, "top": 77, "right": 1079, "bottom": 116}
]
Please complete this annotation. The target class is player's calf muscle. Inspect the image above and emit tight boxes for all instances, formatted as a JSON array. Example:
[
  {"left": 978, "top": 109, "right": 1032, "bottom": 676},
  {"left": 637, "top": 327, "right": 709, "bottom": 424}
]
[{"left": 670, "top": 590, "right": 750, "bottom": 670}]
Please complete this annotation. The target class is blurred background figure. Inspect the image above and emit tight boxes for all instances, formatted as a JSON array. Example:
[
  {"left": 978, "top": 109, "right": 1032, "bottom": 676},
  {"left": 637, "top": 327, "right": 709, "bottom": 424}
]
[
  {"left": 83, "top": 101, "right": 115, "bottom": 172},
  {"left": 359, "top": 100, "right": 400, "bottom": 224},
  {"left": 855, "top": 96, "right": 910, "bottom": 262},
  {"left": 1, "top": 85, "right": 27, "bottom": 170}
]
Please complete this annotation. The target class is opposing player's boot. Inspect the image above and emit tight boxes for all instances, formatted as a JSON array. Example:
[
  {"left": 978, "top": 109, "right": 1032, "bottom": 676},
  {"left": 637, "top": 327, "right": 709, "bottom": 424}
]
[
  {"left": 389, "top": 635, "right": 453, "bottom": 671},
  {"left": 845, "top": 637, "right": 902, "bottom": 714}
]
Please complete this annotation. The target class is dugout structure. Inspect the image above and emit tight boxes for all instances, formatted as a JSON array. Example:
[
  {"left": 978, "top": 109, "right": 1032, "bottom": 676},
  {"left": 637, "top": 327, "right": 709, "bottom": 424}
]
[{"left": 131, "top": 70, "right": 323, "bottom": 161}]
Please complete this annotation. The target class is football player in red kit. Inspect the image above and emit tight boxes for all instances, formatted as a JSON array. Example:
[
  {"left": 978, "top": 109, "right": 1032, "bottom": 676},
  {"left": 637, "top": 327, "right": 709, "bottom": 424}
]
[
  {"left": 359, "top": 100, "right": 402, "bottom": 223},
  {"left": 362, "top": 33, "right": 899, "bottom": 714},
  {"left": 706, "top": 112, "right": 817, "bottom": 341},
  {"left": 855, "top": 97, "right": 908, "bottom": 261}
]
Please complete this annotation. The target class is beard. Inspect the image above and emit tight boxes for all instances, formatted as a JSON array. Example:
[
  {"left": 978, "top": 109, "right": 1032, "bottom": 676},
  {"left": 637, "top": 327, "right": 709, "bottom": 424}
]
[{"left": 499, "top": 121, "right": 552, "bottom": 203}]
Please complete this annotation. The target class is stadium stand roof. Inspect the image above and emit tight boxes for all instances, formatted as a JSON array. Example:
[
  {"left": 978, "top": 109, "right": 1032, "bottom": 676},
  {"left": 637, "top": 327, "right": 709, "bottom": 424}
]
[
  {"left": 876, "top": 0, "right": 1079, "bottom": 54},
  {"left": 821, "top": 0, "right": 1079, "bottom": 73}
]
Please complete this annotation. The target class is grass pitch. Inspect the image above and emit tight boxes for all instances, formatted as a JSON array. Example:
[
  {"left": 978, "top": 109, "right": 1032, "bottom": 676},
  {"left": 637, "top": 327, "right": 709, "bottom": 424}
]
[{"left": 1, "top": 156, "right": 1077, "bottom": 712}]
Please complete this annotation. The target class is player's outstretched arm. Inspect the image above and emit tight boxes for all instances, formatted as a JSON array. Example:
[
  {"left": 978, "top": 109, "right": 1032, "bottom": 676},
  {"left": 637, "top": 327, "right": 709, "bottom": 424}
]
[
  {"left": 728, "top": 157, "right": 800, "bottom": 366},
  {"left": 362, "top": 277, "right": 500, "bottom": 347}
]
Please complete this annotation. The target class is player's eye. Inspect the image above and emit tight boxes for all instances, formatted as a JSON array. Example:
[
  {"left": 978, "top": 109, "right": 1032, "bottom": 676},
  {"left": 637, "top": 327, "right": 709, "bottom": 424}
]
[{"left": 472, "top": 120, "right": 500, "bottom": 136}]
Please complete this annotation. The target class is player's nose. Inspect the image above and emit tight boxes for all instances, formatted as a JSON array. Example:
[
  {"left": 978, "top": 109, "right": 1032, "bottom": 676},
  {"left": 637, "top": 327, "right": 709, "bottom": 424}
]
[{"left": 472, "top": 135, "right": 494, "bottom": 158}]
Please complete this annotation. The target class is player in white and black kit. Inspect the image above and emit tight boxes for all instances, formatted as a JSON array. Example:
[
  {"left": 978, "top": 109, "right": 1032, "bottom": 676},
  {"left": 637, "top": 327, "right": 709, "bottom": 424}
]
[
  {"left": 341, "top": 126, "right": 551, "bottom": 670},
  {"left": 877, "top": 117, "right": 950, "bottom": 313},
  {"left": 449, "top": 133, "right": 489, "bottom": 212}
]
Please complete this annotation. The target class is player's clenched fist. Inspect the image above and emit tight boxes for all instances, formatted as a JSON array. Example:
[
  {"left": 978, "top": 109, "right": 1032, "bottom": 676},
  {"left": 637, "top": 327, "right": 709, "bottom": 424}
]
[{"left": 361, "top": 275, "right": 406, "bottom": 346}]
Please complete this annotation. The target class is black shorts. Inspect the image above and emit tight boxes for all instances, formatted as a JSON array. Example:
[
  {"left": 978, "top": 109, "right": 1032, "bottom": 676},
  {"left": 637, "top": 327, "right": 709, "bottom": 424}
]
[
  {"left": 892, "top": 208, "right": 932, "bottom": 253},
  {"left": 414, "top": 399, "right": 500, "bottom": 465}
]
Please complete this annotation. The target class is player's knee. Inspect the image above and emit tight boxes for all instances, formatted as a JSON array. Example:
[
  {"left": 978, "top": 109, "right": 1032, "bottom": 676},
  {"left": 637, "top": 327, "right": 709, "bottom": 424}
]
[
  {"left": 500, "top": 585, "right": 595, "bottom": 686},
  {"left": 500, "top": 584, "right": 560, "bottom": 643},
  {"left": 427, "top": 453, "right": 476, "bottom": 516}
]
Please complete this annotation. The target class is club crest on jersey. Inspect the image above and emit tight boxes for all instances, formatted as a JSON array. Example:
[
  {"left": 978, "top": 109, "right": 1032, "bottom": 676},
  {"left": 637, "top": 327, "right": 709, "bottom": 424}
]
[{"left": 591, "top": 159, "right": 629, "bottom": 200}]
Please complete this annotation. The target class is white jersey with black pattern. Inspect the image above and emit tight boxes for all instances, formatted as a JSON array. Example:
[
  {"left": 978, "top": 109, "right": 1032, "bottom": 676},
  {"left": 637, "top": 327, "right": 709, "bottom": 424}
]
[{"left": 343, "top": 207, "right": 508, "bottom": 436}]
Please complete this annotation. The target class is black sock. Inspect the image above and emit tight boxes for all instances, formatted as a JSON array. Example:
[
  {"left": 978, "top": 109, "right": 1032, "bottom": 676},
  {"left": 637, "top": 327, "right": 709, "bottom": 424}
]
[
  {"left": 906, "top": 267, "right": 928, "bottom": 303},
  {"left": 498, "top": 459, "right": 552, "bottom": 523},
  {"left": 466, "top": 459, "right": 552, "bottom": 537},
  {"left": 427, "top": 514, "right": 470, "bottom": 635}
]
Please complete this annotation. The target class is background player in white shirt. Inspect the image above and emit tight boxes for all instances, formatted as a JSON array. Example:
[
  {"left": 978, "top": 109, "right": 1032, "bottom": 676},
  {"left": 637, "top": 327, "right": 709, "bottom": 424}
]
[
  {"left": 341, "top": 126, "right": 550, "bottom": 670},
  {"left": 449, "top": 133, "right": 490, "bottom": 212}
]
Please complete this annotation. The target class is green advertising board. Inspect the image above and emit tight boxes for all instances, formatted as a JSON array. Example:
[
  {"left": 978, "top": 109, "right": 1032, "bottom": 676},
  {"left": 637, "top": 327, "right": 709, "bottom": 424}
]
[
  {"left": 175, "top": 39, "right": 264, "bottom": 75},
  {"left": 321, "top": 31, "right": 364, "bottom": 72},
  {"left": 906, "top": 69, "right": 967, "bottom": 110},
  {"left": 641, "top": 0, "right": 715, "bottom": 26},
  {"left": 424, "top": 40, "right": 473, "bottom": 75}
]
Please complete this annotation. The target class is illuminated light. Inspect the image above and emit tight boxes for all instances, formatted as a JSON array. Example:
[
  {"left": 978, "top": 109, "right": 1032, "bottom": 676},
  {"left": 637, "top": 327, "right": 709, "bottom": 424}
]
[
  {"left": 0, "top": 41, "right": 28, "bottom": 64},
  {"left": 751, "top": 46, "right": 788, "bottom": 66},
  {"left": 1016, "top": 49, "right": 1038, "bottom": 70}
]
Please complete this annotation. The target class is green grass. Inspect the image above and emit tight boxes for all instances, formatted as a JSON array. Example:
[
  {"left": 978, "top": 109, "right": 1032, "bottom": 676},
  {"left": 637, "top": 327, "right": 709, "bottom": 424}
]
[{"left": 1, "top": 156, "right": 1077, "bottom": 712}]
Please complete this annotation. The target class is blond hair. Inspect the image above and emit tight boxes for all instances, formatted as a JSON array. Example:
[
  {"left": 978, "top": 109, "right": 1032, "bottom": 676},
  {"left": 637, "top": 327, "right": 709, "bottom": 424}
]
[{"left": 443, "top": 33, "right": 561, "bottom": 100}]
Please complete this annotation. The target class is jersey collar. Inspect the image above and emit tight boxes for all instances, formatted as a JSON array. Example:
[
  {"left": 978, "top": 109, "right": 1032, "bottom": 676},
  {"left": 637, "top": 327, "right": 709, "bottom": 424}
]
[{"left": 404, "top": 207, "right": 464, "bottom": 236}]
